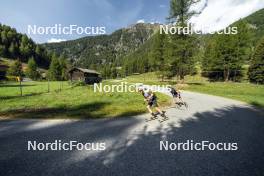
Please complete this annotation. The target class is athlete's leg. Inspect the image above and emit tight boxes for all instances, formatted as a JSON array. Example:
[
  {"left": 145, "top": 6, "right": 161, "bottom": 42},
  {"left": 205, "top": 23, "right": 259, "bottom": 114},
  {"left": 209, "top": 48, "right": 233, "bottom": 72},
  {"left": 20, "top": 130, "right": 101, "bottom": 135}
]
[
  {"left": 173, "top": 96, "right": 178, "bottom": 104},
  {"left": 155, "top": 107, "right": 163, "bottom": 114},
  {"left": 154, "top": 101, "right": 165, "bottom": 114},
  {"left": 178, "top": 95, "right": 184, "bottom": 103},
  {"left": 147, "top": 105, "right": 153, "bottom": 113}
]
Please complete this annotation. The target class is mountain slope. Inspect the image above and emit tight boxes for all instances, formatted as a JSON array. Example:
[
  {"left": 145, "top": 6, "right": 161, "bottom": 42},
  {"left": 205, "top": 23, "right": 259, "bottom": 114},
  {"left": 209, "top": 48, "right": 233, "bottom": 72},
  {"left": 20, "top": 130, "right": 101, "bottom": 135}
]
[
  {"left": 237, "top": 8, "right": 264, "bottom": 44},
  {"left": 116, "top": 8, "right": 264, "bottom": 76},
  {"left": 43, "top": 23, "right": 159, "bottom": 68},
  {"left": 43, "top": 8, "right": 264, "bottom": 76}
]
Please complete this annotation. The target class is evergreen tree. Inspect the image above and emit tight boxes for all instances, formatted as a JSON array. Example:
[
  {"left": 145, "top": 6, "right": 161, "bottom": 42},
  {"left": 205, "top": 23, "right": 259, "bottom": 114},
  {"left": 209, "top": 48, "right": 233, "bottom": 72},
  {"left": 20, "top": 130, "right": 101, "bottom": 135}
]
[
  {"left": 234, "top": 20, "right": 252, "bottom": 61},
  {"left": 248, "top": 37, "right": 264, "bottom": 84},
  {"left": 8, "top": 59, "right": 23, "bottom": 77},
  {"left": 1, "top": 30, "right": 8, "bottom": 44},
  {"left": 167, "top": 0, "right": 203, "bottom": 80},
  {"left": 25, "top": 57, "right": 39, "bottom": 80},
  {"left": 170, "top": 33, "right": 198, "bottom": 80},
  {"left": 168, "top": 0, "right": 202, "bottom": 25},
  {"left": 0, "top": 45, "right": 6, "bottom": 56},
  {"left": 151, "top": 32, "right": 170, "bottom": 81},
  {"left": 48, "top": 54, "right": 62, "bottom": 81},
  {"left": 110, "top": 66, "right": 117, "bottom": 78},
  {"left": 202, "top": 21, "right": 251, "bottom": 81},
  {"left": 202, "top": 35, "right": 218, "bottom": 79},
  {"left": 0, "top": 24, "right": 51, "bottom": 68},
  {"left": 35, "top": 45, "right": 41, "bottom": 56},
  {"left": 101, "top": 65, "right": 112, "bottom": 79},
  {"left": 8, "top": 42, "right": 15, "bottom": 55},
  {"left": 19, "top": 35, "right": 31, "bottom": 60},
  {"left": 59, "top": 54, "right": 68, "bottom": 80}
]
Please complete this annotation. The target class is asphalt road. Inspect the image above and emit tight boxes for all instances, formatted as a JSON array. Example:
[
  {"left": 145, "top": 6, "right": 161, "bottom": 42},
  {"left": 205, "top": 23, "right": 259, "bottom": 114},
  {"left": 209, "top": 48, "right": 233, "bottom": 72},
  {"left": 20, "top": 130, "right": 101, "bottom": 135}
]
[{"left": 0, "top": 91, "right": 264, "bottom": 176}]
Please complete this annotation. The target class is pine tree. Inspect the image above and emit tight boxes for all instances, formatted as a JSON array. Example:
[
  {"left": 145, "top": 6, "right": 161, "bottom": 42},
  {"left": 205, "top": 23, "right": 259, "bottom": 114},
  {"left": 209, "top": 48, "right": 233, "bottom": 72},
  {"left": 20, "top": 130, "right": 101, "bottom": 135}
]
[
  {"left": 48, "top": 54, "right": 62, "bottom": 81},
  {"left": 170, "top": 33, "right": 198, "bottom": 80},
  {"left": 202, "top": 35, "right": 219, "bottom": 79},
  {"left": 0, "top": 24, "right": 51, "bottom": 68},
  {"left": 101, "top": 65, "right": 112, "bottom": 79},
  {"left": 8, "top": 59, "right": 23, "bottom": 77},
  {"left": 1, "top": 31, "right": 8, "bottom": 44},
  {"left": 151, "top": 32, "right": 170, "bottom": 81},
  {"left": 0, "top": 45, "right": 6, "bottom": 56},
  {"left": 8, "top": 42, "right": 18, "bottom": 58},
  {"left": 108, "top": 66, "right": 116, "bottom": 79},
  {"left": 202, "top": 21, "right": 251, "bottom": 81},
  {"left": 59, "top": 55, "right": 68, "bottom": 80},
  {"left": 25, "top": 57, "right": 39, "bottom": 80},
  {"left": 168, "top": 0, "right": 203, "bottom": 80},
  {"left": 168, "top": 0, "right": 203, "bottom": 25},
  {"left": 248, "top": 37, "right": 264, "bottom": 84},
  {"left": 8, "top": 59, "right": 24, "bottom": 96}
]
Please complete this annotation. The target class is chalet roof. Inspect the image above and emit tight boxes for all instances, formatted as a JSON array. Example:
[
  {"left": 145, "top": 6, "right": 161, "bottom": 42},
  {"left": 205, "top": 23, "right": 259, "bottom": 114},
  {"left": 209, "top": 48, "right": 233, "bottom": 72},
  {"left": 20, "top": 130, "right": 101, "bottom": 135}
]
[{"left": 69, "top": 67, "right": 100, "bottom": 75}]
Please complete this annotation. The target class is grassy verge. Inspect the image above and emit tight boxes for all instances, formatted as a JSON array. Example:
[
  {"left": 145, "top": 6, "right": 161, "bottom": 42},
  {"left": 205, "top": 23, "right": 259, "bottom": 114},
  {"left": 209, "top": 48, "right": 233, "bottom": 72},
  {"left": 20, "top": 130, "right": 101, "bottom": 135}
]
[
  {"left": 0, "top": 81, "right": 170, "bottom": 119},
  {"left": 182, "top": 82, "right": 264, "bottom": 108},
  {"left": 126, "top": 72, "right": 264, "bottom": 108}
]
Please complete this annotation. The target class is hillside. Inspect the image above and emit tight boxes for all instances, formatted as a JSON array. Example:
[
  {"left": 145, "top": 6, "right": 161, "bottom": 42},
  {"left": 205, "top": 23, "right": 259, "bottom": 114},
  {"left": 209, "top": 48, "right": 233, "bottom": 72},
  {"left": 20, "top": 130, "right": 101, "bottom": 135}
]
[
  {"left": 243, "top": 8, "right": 264, "bottom": 44},
  {"left": 43, "top": 23, "right": 159, "bottom": 68},
  {"left": 42, "top": 8, "right": 264, "bottom": 78},
  {"left": 0, "top": 24, "right": 50, "bottom": 68},
  {"left": 120, "top": 8, "right": 264, "bottom": 75}
]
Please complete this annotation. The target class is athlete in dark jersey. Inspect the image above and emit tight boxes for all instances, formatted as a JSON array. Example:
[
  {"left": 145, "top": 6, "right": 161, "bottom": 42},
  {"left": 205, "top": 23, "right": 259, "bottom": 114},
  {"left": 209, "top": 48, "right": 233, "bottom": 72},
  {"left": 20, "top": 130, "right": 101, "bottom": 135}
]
[
  {"left": 168, "top": 86, "right": 183, "bottom": 104},
  {"left": 139, "top": 88, "right": 165, "bottom": 117}
]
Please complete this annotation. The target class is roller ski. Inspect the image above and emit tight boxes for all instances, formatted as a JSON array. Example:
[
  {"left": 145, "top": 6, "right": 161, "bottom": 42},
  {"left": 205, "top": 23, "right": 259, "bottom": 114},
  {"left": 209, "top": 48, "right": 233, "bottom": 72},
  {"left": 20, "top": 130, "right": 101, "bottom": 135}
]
[
  {"left": 145, "top": 112, "right": 159, "bottom": 122},
  {"left": 175, "top": 101, "right": 188, "bottom": 109},
  {"left": 158, "top": 111, "right": 169, "bottom": 123}
]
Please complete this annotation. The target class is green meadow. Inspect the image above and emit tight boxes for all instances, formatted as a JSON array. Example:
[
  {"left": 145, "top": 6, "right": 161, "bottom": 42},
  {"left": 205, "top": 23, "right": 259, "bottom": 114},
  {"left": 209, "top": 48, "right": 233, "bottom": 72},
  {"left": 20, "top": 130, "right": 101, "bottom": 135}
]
[
  {"left": 0, "top": 72, "right": 263, "bottom": 120},
  {"left": 0, "top": 81, "right": 171, "bottom": 119}
]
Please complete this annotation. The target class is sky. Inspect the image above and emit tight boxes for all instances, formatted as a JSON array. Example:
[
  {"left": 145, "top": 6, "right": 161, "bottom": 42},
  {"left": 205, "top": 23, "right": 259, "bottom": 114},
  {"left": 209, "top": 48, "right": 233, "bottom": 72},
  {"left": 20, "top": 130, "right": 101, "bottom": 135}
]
[{"left": 0, "top": 0, "right": 264, "bottom": 43}]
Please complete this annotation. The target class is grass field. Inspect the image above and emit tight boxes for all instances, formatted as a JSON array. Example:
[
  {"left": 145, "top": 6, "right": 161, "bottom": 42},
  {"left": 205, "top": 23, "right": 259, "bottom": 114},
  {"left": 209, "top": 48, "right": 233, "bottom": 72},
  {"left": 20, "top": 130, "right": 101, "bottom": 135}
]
[
  {"left": 1, "top": 72, "right": 263, "bottom": 119},
  {"left": 0, "top": 81, "right": 171, "bottom": 119},
  {"left": 126, "top": 72, "right": 264, "bottom": 108},
  {"left": 183, "top": 82, "right": 264, "bottom": 107}
]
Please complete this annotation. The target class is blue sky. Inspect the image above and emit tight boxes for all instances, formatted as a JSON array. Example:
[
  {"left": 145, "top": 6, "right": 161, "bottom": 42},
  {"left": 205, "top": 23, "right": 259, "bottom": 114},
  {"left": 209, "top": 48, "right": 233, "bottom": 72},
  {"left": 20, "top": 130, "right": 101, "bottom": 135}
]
[
  {"left": 0, "top": 0, "right": 264, "bottom": 43},
  {"left": 0, "top": 0, "right": 170, "bottom": 43}
]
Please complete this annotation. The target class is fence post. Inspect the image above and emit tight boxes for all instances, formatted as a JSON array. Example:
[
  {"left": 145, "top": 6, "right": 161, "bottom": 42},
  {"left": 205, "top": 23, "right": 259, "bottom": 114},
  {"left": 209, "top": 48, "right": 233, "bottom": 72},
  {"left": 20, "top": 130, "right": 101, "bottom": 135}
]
[
  {"left": 48, "top": 79, "right": 50, "bottom": 93},
  {"left": 19, "top": 77, "right": 22, "bottom": 96}
]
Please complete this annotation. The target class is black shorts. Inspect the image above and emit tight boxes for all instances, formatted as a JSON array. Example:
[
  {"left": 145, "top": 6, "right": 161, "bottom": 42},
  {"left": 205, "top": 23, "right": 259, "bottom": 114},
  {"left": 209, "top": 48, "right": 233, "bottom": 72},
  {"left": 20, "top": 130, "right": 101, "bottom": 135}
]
[
  {"left": 148, "top": 99, "right": 158, "bottom": 107},
  {"left": 173, "top": 92, "right": 181, "bottom": 98}
]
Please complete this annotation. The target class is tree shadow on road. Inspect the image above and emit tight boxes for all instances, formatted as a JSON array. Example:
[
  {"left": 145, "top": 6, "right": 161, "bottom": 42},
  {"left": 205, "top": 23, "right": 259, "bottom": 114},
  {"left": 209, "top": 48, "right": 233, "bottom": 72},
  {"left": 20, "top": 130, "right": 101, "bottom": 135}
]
[
  {"left": 250, "top": 101, "right": 264, "bottom": 109},
  {"left": 84, "top": 105, "right": 263, "bottom": 176},
  {"left": 0, "top": 105, "right": 263, "bottom": 175}
]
